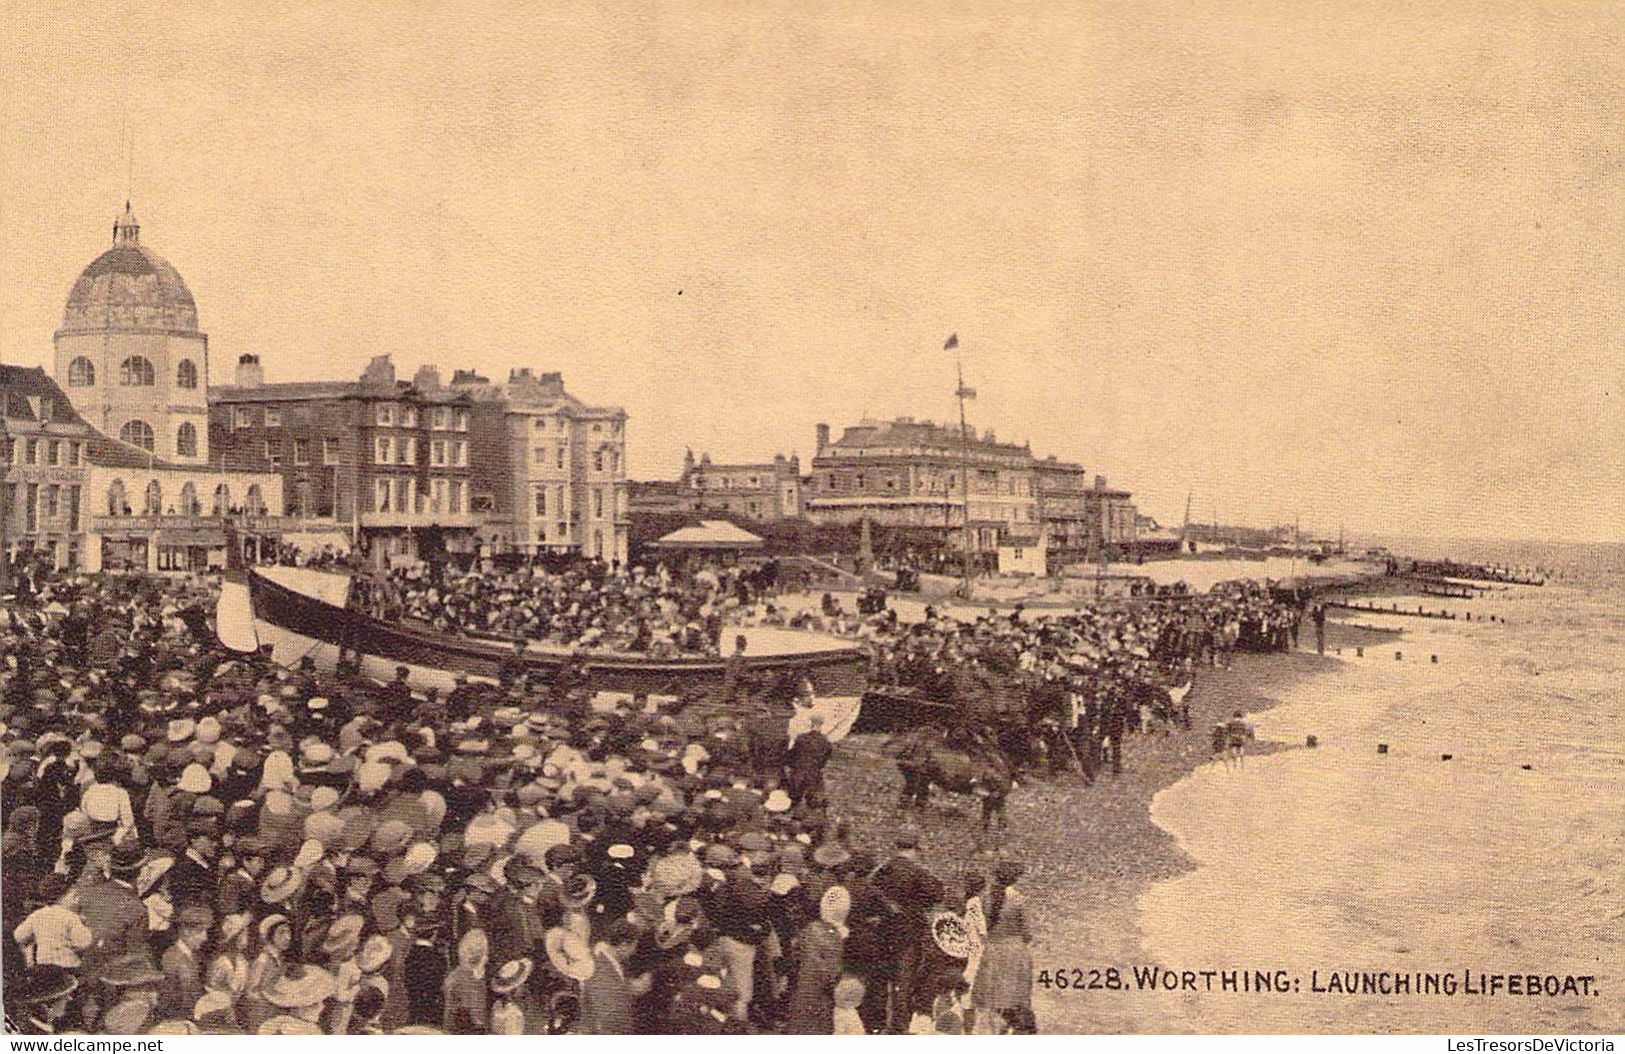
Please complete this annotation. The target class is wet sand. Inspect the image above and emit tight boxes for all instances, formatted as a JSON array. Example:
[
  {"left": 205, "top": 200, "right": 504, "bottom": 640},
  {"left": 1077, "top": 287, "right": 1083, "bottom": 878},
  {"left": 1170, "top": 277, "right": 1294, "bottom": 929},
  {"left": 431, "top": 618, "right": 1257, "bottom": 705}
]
[{"left": 824, "top": 620, "right": 1398, "bottom": 1034}]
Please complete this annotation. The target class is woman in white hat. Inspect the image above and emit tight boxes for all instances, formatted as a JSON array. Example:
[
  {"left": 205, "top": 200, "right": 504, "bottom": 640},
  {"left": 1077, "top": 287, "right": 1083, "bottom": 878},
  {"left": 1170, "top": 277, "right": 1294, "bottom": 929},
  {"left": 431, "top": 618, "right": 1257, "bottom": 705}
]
[{"left": 240, "top": 913, "right": 293, "bottom": 1032}]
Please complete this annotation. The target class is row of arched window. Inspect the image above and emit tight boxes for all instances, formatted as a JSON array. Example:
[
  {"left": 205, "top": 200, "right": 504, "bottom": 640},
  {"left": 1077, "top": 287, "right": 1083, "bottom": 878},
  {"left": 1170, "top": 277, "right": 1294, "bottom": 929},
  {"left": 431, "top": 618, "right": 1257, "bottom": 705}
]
[
  {"left": 105, "top": 479, "right": 264, "bottom": 517},
  {"left": 117, "top": 420, "right": 198, "bottom": 457},
  {"left": 66, "top": 356, "right": 198, "bottom": 389}
]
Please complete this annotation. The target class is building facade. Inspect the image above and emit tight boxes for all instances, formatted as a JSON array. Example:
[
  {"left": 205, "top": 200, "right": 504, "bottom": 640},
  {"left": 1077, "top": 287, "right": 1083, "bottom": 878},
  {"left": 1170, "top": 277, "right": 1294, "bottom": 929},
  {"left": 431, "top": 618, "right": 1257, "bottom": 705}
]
[
  {"left": 211, "top": 355, "right": 477, "bottom": 568},
  {"left": 803, "top": 417, "right": 1040, "bottom": 553},
  {"left": 450, "top": 368, "right": 628, "bottom": 565},
  {"left": 802, "top": 416, "right": 1139, "bottom": 570},
  {"left": 2, "top": 367, "right": 92, "bottom": 571},
  {"left": 678, "top": 450, "right": 803, "bottom": 522}
]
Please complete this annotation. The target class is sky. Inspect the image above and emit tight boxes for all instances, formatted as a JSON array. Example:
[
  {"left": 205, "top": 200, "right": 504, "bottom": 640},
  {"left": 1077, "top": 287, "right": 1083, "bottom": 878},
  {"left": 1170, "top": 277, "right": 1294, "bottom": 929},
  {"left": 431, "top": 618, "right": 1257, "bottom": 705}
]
[{"left": 2, "top": 0, "right": 1621, "bottom": 542}]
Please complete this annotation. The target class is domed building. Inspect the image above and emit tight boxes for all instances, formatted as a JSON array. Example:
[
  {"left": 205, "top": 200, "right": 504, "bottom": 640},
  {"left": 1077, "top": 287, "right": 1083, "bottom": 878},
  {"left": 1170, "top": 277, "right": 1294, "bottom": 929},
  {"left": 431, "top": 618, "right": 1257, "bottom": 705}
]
[
  {"left": 0, "top": 204, "right": 286, "bottom": 573},
  {"left": 54, "top": 203, "right": 210, "bottom": 465}
]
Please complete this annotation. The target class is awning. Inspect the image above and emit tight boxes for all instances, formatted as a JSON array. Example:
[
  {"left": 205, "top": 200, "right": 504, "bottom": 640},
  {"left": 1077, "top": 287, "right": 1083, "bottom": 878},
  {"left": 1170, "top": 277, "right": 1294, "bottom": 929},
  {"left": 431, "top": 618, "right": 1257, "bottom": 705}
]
[{"left": 650, "top": 520, "right": 764, "bottom": 550}]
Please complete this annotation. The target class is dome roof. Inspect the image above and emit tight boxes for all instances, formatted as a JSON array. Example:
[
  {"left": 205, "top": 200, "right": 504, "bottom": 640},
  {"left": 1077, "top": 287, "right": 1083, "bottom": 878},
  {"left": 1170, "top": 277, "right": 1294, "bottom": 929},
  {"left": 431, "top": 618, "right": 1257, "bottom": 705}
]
[{"left": 59, "top": 204, "right": 199, "bottom": 334}]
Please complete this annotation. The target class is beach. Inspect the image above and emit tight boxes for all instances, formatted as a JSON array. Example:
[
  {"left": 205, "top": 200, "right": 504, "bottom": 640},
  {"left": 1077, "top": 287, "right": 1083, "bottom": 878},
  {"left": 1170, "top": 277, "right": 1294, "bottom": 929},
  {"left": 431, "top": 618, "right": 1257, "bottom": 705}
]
[
  {"left": 825, "top": 615, "right": 1394, "bottom": 1033},
  {"left": 827, "top": 550, "right": 1622, "bottom": 1035}
]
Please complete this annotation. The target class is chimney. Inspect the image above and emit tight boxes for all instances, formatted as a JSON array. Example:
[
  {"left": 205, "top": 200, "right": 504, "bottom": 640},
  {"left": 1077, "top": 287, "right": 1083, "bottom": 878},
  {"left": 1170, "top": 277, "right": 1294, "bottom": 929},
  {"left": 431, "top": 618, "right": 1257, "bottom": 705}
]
[
  {"left": 508, "top": 367, "right": 534, "bottom": 384},
  {"left": 538, "top": 371, "right": 564, "bottom": 397},
  {"left": 413, "top": 364, "right": 441, "bottom": 391},
  {"left": 815, "top": 423, "right": 830, "bottom": 452},
  {"left": 360, "top": 354, "right": 396, "bottom": 389},
  {"left": 235, "top": 354, "right": 263, "bottom": 388},
  {"left": 1095, "top": 475, "right": 1108, "bottom": 490}
]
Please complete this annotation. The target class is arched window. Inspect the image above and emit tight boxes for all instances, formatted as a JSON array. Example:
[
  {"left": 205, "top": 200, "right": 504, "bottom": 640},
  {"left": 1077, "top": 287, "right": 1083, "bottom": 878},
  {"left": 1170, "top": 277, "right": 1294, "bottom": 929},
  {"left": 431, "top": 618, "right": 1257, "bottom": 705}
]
[
  {"left": 176, "top": 422, "right": 198, "bottom": 457},
  {"left": 119, "top": 419, "right": 155, "bottom": 451},
  {"left": 179, "top": 482, "right": 199, "bottom": 516},
  {"left": 107, "top": 479, "right": 128, "bottom": 516},
  {"left": 176, "top": 359, "right": 198, "bottom": 389},
  {"left": 143, "top": 480, "right": 162, "bottom": 516},
  {"left": 212, "top": 483, "right": 230, "bottom": 516},
  {"left": 67, "top": 357, "right": 96, "bottom": 386},
  {"left": 245, "top": 484, "right": 265, "bottom": 516},
  {"left": 119, "top": 356, "right": 156, "bottom": 386}
]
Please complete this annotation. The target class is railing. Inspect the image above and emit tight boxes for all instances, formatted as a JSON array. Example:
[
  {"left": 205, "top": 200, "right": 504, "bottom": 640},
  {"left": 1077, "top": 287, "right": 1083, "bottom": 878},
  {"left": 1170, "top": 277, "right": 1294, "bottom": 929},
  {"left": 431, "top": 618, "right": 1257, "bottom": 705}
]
[
  {"left": 357, "top": 511, "right": 479, "bottom": 529},
  {"left": 89, "top": 513, "right": 317, "bottom": 532}
]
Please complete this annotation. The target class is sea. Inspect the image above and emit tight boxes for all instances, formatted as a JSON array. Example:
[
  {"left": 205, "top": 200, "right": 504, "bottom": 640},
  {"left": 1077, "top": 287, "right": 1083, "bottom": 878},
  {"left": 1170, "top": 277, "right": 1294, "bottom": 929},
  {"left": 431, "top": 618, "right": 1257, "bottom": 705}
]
[{"left": 1138, "top": 537, "right": 1625, "bottom": 1034}]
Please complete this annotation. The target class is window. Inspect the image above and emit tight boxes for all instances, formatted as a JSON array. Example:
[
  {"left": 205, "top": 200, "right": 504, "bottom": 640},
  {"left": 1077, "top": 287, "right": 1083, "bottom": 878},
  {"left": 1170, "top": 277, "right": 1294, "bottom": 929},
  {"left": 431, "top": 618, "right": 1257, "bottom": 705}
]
[
  {"left": 556, "top": 446, "right": 565, "bottom": 470},
  {"left": 323, "top": 438, "right": 340, "bottom": 465},
  {"left": 533, "top": 447, "right": 546, "bottom": 464},
  {"left": 592, "top": 423, "right": 602, "bottom": 434},
  {"left": 531, "top": 416, "right": 545, "bottom": 431},
  {"left": 400, "top": 407, "right": 418, "bottom": 428},
  {"left": 67, "top": 486, "right": 80, "bottom": 530},
  {"left": 38, "top": 400, "right": 52, "bottom": 423},
  {"left": 234, "top": 408, "right": 254, "bottom": 430},
  {"left": 453, "top": 440, "right": 466, "bottom": 467},
  {"left": 394, "top": 478, "right": 409, "bottom": 513},
  {"left": 176, "top": 423, "right": 198, "bottom": 457},
  {"left": 179, "top": 482, "right": 199, "bottom": 516},
  {"left": 263, "top": 439, "right": 279, "bottom": 463},
  {"left": 293, "top": 439, "right": 309, "bottom": 465},
  {"left": 430, "top": 478, "right": 446, "bottom": 512},
  {"left": 212, "top": 483, "right": 230, "bottom": 516},
  {"left": 245, "top": 484, "right": 265, "bottom": 515},
  {"left": 593, "top": 488, "right": 604, "bottom": 519},
  {"left": 143, "top": 480, "right": 163, "bottom": 516},
  {"left": 376, "top": 404, "right": 394, "bottom": 426},
  {"left": 176, "top": 359, "right": 198, "bottom": 389},
  {"left": 375, "top": 437, "right": 392, "bottom": 464},
  {"left": 433, "top": 408, "right": 449, "bottom": 430},
  {"left": 265, "top": 408, "right": 283, "bottom": 428},
  {"left": 397, "top": 438, "right": 414, "bottom": 465},
  {"left": 24, "top": 439, "right": 37, "bottom": 465},
  {"left": 107, "top": 479, "right": 128, "bottom": 516},
  {"left": 119, "top": 356, "right": 155, "bottom": 386},
  {"left": 120, "top": 419, "right": 155, "bottom": 451},
  {"left": 455, "top": 410, "right": 469, "bottom": 431},
  {"left": 534, "top": 489, "right": 546, "bottom": 516},
  {"left": 67, "top": 357, "right": 95, "bottom": 386},
  {"left": 414, "top": 482, "right": 426, "bottom": 514},
  {"left": 44, "top": 485, "right": 59, "bottom": 520},
  {"left": 67, "top": 442, "right": 80, "bottom": 467},
  {"left": 448, "top": 480, "right": 463, "bottom": 513},
  {"left": 376, "top": 479, "right": 391, "bottom": 512},
  {"left": 431, "top": 441, "right": 446, "bottom": 467},
  {"left": 594, "top": 450, "right": 604, "bottom": 472}
]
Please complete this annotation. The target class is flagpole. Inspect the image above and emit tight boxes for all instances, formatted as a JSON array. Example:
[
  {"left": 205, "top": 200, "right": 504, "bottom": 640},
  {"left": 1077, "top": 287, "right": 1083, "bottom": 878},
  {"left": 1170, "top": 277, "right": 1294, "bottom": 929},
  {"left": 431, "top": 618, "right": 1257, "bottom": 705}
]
[{"left": 949, "top": 334, "right": 975, "bottom": 601}]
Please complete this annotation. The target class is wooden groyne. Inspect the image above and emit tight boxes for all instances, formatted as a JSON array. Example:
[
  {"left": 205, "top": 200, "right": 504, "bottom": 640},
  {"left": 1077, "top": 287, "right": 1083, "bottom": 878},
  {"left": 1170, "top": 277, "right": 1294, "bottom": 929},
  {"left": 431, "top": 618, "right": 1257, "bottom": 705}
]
[{"left": 1328, "top": 601, "right": 1462, "bottom": 621}]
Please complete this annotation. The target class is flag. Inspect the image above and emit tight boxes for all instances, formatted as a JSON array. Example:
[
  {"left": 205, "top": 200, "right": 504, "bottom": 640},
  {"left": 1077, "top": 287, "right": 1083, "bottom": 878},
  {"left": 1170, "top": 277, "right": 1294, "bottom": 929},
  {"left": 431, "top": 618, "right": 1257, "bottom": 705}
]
[
  {"left": 943, "top": 333, "right": 958, "bottom": 350},
  {"left": 956, "top": 385, "right": 977, "bottom": 400}
]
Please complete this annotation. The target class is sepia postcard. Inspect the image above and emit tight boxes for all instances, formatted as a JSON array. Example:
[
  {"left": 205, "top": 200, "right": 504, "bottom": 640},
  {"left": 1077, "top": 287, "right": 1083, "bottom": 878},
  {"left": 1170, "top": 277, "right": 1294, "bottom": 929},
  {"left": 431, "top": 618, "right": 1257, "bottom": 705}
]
[{"left": 0, "top": 0, "right": 1619, "bottom": 1042}]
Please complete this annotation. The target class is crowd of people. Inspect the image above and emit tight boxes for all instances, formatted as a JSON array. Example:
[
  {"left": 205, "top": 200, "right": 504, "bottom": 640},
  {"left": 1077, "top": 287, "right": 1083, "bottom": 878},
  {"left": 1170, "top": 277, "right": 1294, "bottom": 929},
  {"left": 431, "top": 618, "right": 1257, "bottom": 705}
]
[
  {"left": 356, "top": 562, "right": 784, "bottom": 658},
  {"left": 1, "top": 567, "right": 1038, "bottom": 1036}
]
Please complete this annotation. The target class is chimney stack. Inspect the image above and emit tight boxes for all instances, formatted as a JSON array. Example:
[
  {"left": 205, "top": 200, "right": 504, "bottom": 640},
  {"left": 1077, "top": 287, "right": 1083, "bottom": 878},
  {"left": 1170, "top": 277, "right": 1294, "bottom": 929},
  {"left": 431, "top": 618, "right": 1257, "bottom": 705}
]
[
  {"left": 815, "top": 423, "right": 830, "bottom": 452},
  {"left": 413, "top": 365, "right": 441, "bottom": 391},
  {"left": 360, "top": 354, "right": 396, "bottom": 389},
  {"left": 235, "top": 354, "right": 263, "bottom": 388}
]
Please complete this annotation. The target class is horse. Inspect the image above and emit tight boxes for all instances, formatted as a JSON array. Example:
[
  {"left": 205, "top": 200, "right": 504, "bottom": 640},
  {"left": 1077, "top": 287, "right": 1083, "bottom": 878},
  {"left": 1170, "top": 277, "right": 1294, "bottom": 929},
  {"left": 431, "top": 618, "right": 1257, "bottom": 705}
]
[{"left": 885, "top": 726, "right": 1014, "bottom": 829}]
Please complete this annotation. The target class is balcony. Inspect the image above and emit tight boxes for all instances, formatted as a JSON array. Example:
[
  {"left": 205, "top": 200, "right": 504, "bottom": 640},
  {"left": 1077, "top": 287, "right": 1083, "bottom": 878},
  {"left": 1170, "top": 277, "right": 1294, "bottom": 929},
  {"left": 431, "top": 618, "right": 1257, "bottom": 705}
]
[
  {"left": 90, "top": 513, "right": 303, "bottom": 533},
  {"left": 358, "top": 510, "right": 479, "bottom": 529}
]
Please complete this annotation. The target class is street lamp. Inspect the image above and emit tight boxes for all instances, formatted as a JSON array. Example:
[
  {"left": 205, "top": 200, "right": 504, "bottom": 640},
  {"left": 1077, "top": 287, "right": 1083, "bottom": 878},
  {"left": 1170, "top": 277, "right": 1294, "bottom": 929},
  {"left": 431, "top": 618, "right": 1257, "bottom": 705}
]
[{"left": 0, "top": 417, "right": 12, "bottom": 594}]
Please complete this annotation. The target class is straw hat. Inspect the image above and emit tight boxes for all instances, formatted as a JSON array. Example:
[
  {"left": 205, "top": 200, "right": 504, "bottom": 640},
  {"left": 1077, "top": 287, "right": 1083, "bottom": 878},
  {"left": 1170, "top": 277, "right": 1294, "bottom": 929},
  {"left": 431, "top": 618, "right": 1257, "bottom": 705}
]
[
  {"left": 195, "top": 716, "right": 222, "bottom": 745},
  {"left": 82, "top": 783, "right": 125, "bottom": 824},
  {"left": 263, "top": 963, "right": 336, "bottom": 1009},
  {"left": 558, "top": 873, "right": 597, "bottom": 909},
  {"left": 177, "top": 764, "right": 212, "bottom": 795},
  {"left": 543, "top": 927, "right": 595, "bottom": 981},
  {"left": 369, "top": 820, "right": 413, "bottom": 856},
  {"left": 166, "top": 719, "right": 196, "bottom": 744},
  {"left": 490, "top": 958, "right": 533, "bottom": 995},
  {"left": 260, "top": 866, "right": 304, "bottom": 905},
  {"left": 357, "top": 934, "right": 393, "bottom": 973},
  {"left": 321, "top": 914, "right": 366, "bottom": 957},
  {"left": 764, "top": 789, "right": 792, "bottom": 813}
]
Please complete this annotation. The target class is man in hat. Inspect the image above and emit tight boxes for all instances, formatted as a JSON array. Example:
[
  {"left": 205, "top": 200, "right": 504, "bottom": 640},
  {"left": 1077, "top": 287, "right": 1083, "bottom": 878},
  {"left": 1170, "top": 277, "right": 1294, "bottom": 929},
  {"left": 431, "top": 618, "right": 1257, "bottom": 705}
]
[
  {"left": 785, "top": 714, "right": 833, "bottom": 810},
  {"left": 8, "top": 964, "right": 79, "bottom": 1034},
  {"left": 578, "top": 919, "right": 645, "bottom": 1035},
  {"left": 76, "top": 840, "right": 153, "bottom": 971},
  {"left": 488, "top": 857, "right": 550, "bottom": 970},
  {"left": 705, "top": 853, "right": 772, "bottom": 1023},
  {"left": 869, "top": 832, "right": 945, "bottom": 1033},
  {"left": 381, "top": 666, "right": 415, "bottom": 727},
  {"left": 158, "top": 905, "right": 213, "bottom": 1018}
]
